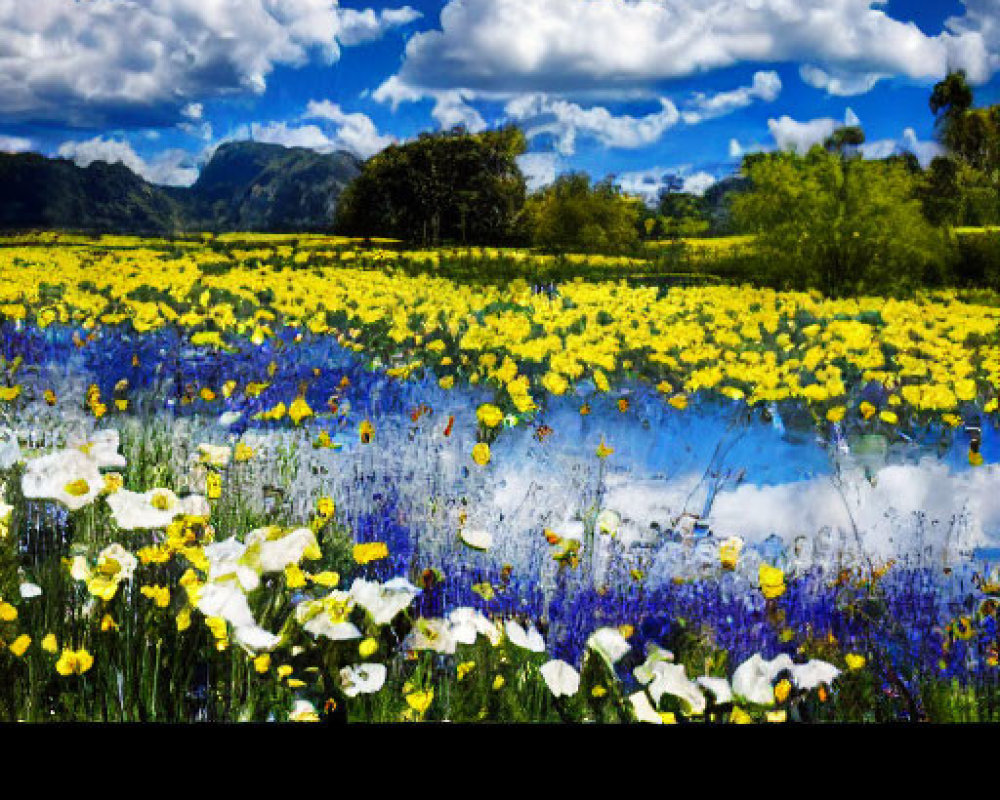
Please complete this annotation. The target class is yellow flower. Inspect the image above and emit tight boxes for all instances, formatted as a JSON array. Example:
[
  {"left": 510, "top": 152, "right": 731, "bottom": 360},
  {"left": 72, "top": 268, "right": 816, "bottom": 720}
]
[
  {"left": 353, "top": 542, "right": 389, "bottom": 564},
  {"left": 730, "top": 707, "right": 754, "bottom": 724},
  {"left": 845, "top": 653, "right": 866, "bottom": 671},
  {"left": 359, "top": 637, "right": 378, "bottom": 658},
  {"left": 10, "top": 634, "right": 30, "bottom": 657},
  {"left": 472, "top": 442, "right": 491, "bottom": 466},
  {"left": 457, "top": 661, "right": 476, "bottom": 681},
  {"left": 0, "top": 601, "right": 17, "bottom": 622},
  {"left": 206, "top": 472, "right": 222, "bottom": 500},
  {"left": 595, "top": 437, "right": 614, "bottom": 459},
  {"left": 405, "top": 689, "right": 434, "bottom": 715},
  {"left": 277, "top": 665, "right": 293, "bottom": 681},
  {"left": 826, "top": 406, "right": 846, "bottom": 423},
  {"left": 438, "top": 375, "right": 455, "bottom": 390},
  {"left": 140, "top": 585, "right": 171, "bottom": 608},
  {"left": 289, "top": 394, "right": 314, "bottom": 426},
  {"left": 233, "top": 442, "right": 255, "bottom": 462},
  {"left": 492, "top": 675, "right": 505, "bottom": 691},
  {"left": 759, "top": 563, "right": 786, "bottom": 600},
  {"left": 41, "top": 633, "right": 58, "bottom": 653},
  {"left": 476, "top": 403, "right": 504, "bottom": 428},
  {"left": 284, "top": 563, "right": 307, "bottom": 588},
  {"left": 668, "top": 394, "right": 689, "bottom": 411},
  {"left": 175, "top": 608, "right": 191, "bottom": 632},
  {"left": 316, "top": 496, "right": 335, "bottom": 519},
  {"left": 719, "top": 537, "right": 743, "bottom": 570},
  {"left": 859, "top": 401, "right": 877, "bottom": 419},
  {"left": 55, "top": 648, "right": 94, "bottom": 676},
  {"left": 63, "top": 479, "right": 90, "bottom": 497},
  {"left": 101, "top": 614, "right": 119, "bottom": 632},
  {"left": 774, "top": 678, "right": 792, "bottom": 703},
  {"left": 879, "top": 410, "right": 898, "bottom": 425},
  {"left": 254, "top": 653, "right": 271, "bottom": 673},
  {"left": 591, "top": 685, "right": 607, "bottom": 698},
  {"left": 359, "top": 420, "right": 375, "bottom": 444},
  {"left": 309, "top": 570, "right": 340, "bottom": 588}
]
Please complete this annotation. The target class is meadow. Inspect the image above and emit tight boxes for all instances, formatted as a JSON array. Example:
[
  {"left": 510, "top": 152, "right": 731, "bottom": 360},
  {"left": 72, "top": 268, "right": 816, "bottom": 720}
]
[{"left": 0, "top": 231, "right": 998, "bottom": 723}]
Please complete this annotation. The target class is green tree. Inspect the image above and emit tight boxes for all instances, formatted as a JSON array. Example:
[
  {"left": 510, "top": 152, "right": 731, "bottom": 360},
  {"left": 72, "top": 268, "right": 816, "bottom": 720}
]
[
  {"left": 524, "top": 173, "right": 641, "bottom": 253},
  {"left": 732, "top": 147, "right": 949, "bottom": 296},
  {"left": 334, "top": 126, "right": 528, "bottom": 245}
]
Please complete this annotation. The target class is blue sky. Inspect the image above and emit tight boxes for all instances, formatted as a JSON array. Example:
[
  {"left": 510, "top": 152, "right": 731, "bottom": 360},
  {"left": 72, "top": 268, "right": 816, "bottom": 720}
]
[{"left": 1, "top": 1, "right": 999, "bottom": 200}]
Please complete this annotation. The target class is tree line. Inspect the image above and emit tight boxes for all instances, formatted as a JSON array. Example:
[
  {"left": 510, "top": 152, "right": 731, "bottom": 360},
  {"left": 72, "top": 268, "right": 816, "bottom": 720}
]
[{"left": 334, "top": 72, "right": 1000, "bottom": 295}]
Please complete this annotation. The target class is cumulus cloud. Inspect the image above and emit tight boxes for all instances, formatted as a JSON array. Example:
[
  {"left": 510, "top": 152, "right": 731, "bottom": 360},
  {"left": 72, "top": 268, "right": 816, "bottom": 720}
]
[
  {"left": 517, "top": 152, "right": 562, "bottom": 192},
  {"left": 56, "top": 136, "right": 200, "bottom": 186},
  {"left": 681, "top": 71, "right": 782, "bottom": 124},
  {"left": 0, "top": 0, "right": 420, "bottom": 126},
  {"left": 381, "top": 0, "right": 1000, "bottom": 101},
  {"left": 303, "top": 100, "right": 397, "bottom": 158},
  {"left": 0, "top": 135, "right": 34, "bottom": 154},
  {"left": 504, "top": 94, "right": 680, "bottom": 155},
  {"left": 767, "top": 108, "right": 860, "bottom": 153},
  {"left": 616, "top": 166, "right": 719, "bottom": 204},
  {"left": 862, "top": 127, "right": 943, "bottom": 166}
]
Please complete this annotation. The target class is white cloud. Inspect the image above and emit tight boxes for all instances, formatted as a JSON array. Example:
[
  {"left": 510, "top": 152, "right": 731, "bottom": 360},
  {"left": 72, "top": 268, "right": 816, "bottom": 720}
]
[
  {"left": 372, "top": 77, "right": 488, "bottom": 133},
  {"left": 181, "top": 103, "right": 204, "bottom": 121},
  {"left": 617, "top": 166, "right": 718, "bottom": 204},
  {"left": 56, "top": 136, "right": 199, "bottom": 186},
  {"left": 799, "top": 65, "right": 886, "bottom": 97},
  {"left": 303, "top": 100, "right": 397, "bottom": 158},
  {"left": 504, "top": 94, "right": 680, "bottom": 155},
  {"left": 0, "top": 1, "right": 420, "bottom": 126},
  {"left": 0, "top": 135, "right": 34, "bottom": 153},
  {"left": 767, "top": 108, "right": 859, "bottom": 153},
  {"left": 862, "top": 127, "right": 943, "bottom": 166},
  {"left": 518, "top": 152, "right": 562, "bottom": 192},
  {"left": 728, "top": 138, "right": 743, "bottom": 159},
  {"left": 681, "top": 71, "right": 782, "bottom": 124},
  {"left": 382, "top": 0, "right": 1000, "bottom": 101}
]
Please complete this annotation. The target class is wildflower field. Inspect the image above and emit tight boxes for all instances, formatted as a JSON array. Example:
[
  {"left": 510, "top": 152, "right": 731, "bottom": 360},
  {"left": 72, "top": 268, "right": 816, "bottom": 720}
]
[{"left": 1, "top": 232, "right": 999, "bottom": 723}]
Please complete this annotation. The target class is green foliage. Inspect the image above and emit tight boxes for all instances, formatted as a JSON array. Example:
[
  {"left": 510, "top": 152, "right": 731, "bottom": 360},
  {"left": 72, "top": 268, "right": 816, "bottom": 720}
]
[
  {"left": 732, "top": 147, "right": 950, "bottom": 296},
  {"left": 335, "top": 126, "right": 528, "bottom": 246},
  {"left": 524, "top": 172, "right": 641, "bottom": 253}
]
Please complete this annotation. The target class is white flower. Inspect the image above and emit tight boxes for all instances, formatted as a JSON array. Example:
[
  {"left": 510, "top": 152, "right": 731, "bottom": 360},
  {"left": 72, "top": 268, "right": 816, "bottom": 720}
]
[
  {"left": 97, "top": 543, "right": 137, "bottom": 582},
  {"left": 0, "top": 430, "right": 21, "bottom": 469},
  {"left": 245, "top": 527, "right": 319, "bottom": 573},
  {"left": 504, "top": 620, "right": 546, "bottom": 653},
  {"left": 555, "top": 519, "right": 585, "bottom": 541},
  {"left": 696, "top": 676, "right": 733, "bottom": 706},
  {"left": 204, "top": 538, "right": 259, "bottom": 592},
  {"left": 629, "top": 691, "right": 663, "bottom": 724},
  {"left": 404, "top": 617, "right": 457, "bottom": 654},
  {"left": 106, "top": 488, "right": 208, "bottom": 530},
  {"left": 218, "top": 411, "right": 243, "bottom": 427},
  {"left": 197, "top": 443, "right": 232, "bottom": 467},
  {"left": 586, "top": 627, "right": 630, "bottom": 667},
  {"left": 643, "top": 661, "right": 706, "bottom": 715},
  {"left": 21, "top": 449, "right": 103, "bottom": 510},
  {"left": 197, "top": 580, "right": 257, "bottom": 630},
  {"left": 70, "top": 430, "right": 126, "bottom": 469},
  {"left": 790, "top": 659, "right": 841, "bottom": 691},
  {"left": 459, "top": 527, "right": 492, "bottom": 551},
  {"left": 19, "top": 582, "right": 42, "bottom": 599},
  {"left": 540, "top": 659, "right": 580, "bottom": 697},
  {"left": 731, "top": 653, "right": 794, "bottom": 706},
  {"left": 288, "top": 699, "right": 320, "bottom": 722},
  {"left": 448, "top": 607, "right": 501, "bottom": 646},
  {"left": 633, "top": 643, "right": 674, "bottom": 684},
  {"left": 340, "top": 663, "right": 387, "bottom": 697},
  {"left": 296, "top": 591, "right": 362, "bottom": 641},
  {"left": 349, "top": 577, "right": 420, "bottom": 626},
  {"left": 596, "top": 508, "right": 621, "bottom": 536}
]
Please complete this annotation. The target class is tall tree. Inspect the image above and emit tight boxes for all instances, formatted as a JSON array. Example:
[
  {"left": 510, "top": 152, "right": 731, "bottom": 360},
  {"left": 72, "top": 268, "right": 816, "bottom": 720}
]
[{"left": 335, "top": 126, "right": 528, "bottom": 246}]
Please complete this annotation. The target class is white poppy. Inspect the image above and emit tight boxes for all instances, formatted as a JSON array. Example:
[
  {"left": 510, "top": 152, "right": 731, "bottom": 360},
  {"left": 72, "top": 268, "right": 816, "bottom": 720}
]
[
  {"left": 349, "top": 577, "right": 421, "bottom": 626},
  {"left": 586, "top": 627, "right": 630, "bottom": 667},
  {"left": 459, "top": 527, "right": 492, "bottom": 551},
  {"left": 731, "top": 653, "right": 794, "bottom": 706},
  {"left": 297, "top": 591, "right": 362, "bottom": 641},
  {"left": 218, "top": 411, "right": 243, "bottom": 427},
  {"left": 233, "top": 624, "right": 282, "bottom": 653},
  {"left": 288, "top": 700, "right": 320, "bottom": 722},
  {"left": 790, "top": 659, "right": 841, "bottom": 691},
  {"left": 696, "top": 676, "right": 733, "bottom": 706},
  {"left": 19, "top": 582, "right": 42, "bottom": 599},
  {"left": 97, "top": 543, "right": 138, "bottom": 583},
  {"left": 629, "top": 691, "right": 663, "bottom": 724},
  {"left": 643, "top": 661, "right": 706, "bottom": 715},
  {"left": 540, "top": 659, "right": 580, "bottom": 698},
  {"left": 197, "top": 580, "right": 258, "bottom": 630},
  {"left": 340, "top": 663, "right": 387, "bottom": 697},
  {"left": 204, "top": 538, "right": 259, "bottom": 592},
  {"left": 197, "top": 443, "right": 232, "bottom": 467},
  {"left": 106, "top": 488, "right": 208, "bottom": 530},
  {"left": 596, "top": 509, "right": 621, "bottom": 536},
  {"left": 448, "top": 607, "right": 501, "bottom": 646},
  {"left": 633, "top": 644, "right": 674, "bottom": 684},
  {"left": 504, "top": 620, "right": 546, "bottom": 653},
  {"left": 22, "top": 449, "right": 103, "bottom": 510},
  {"left": 246, "top": 527, "right": 319, "bottom": 573},
  {"left": 404, "top": 617, "right": 457, "bottom": 654},
  {"left": 70, "top": 430, "right": 126, "bottom": 470}
]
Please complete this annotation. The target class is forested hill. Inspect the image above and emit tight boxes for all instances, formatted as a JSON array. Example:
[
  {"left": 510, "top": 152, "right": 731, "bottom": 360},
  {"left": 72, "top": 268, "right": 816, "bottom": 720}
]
[{"left": 0, "top": 141, "right": 361, "bottom": 234}]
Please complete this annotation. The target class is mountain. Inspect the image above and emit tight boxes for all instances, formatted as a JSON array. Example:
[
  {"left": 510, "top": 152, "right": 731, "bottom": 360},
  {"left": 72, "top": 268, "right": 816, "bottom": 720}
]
[{"left": 0, "top": 141, "right": 362, "bottom": 234}]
